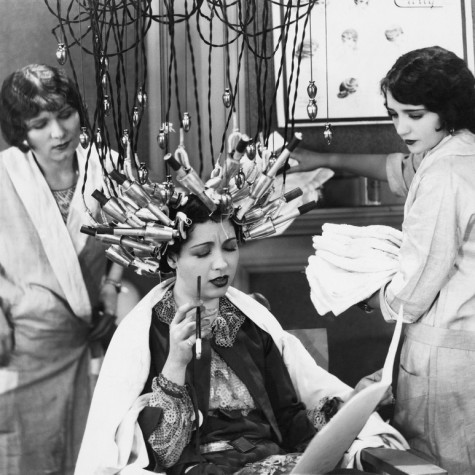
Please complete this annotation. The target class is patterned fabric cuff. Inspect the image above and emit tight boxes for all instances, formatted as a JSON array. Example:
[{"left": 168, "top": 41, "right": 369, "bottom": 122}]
[
  {"left": 148, "top": 374, "right": 194, "bottom": 467},
  {"left": 154, "top": 373, "right": 188, "bottom": 398},
  {"left": 321, "top": 396, "right": 342, "bottom": 421},
  {"left": 307, "top": 396, "right": 342, "bottom": 431}
]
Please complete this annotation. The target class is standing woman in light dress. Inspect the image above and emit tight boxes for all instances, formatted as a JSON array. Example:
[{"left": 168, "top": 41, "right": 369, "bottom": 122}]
[
  {"left": 292, "top": 46, "right": 475, "bottom": 474},
  {"left": 0, "top": 64, "right": 122, "bottom": 475},
  {"left": 371, "top": 47, "right": 475, "bottom": 474}
]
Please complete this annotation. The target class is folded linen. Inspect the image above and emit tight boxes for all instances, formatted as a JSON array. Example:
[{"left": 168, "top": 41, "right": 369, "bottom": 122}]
[
  {"left": 312, "top": 234, "right": 400, "bottom": 258},
  {"left": 322, "top": 223, "right": 403, "bottom": 247},
  {"left": 306, "top": 224, "right": 402, "bottom": 316}
]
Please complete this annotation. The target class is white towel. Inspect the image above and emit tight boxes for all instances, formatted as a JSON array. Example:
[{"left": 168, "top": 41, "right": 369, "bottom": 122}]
[
  {"left": 312, "top": 234, "right": 400, "bottom": 258},
  {"left": 322, "top": 223, "right": 403, "bottom": 247},
  {"left": 306, "top": 224, "right": 402, "bottom": 316}
]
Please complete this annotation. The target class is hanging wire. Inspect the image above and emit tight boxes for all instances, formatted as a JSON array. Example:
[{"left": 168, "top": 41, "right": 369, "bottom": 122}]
[
  {"left": 184, "top": 0, "right": 204, "bottom": 174},
  {"left": 324, "top": 0, "right": 330, "bottom": 121},
  {"left": 206, "top": 3, "right": 215, "bottom": 165},
  {"left": 77, "top": 1, "right": 87, "bottom": 111},
  {"left": 289, "top": 1, "right": 312, "bottom": 134},
  {"left": 43, "top": 0, "right": 322, "bottom": 180},
  {"left": 165, "top": 0, "right": 183, "bottom": 126},
  {"left": 220, "top": 32, "right": 246, "bottom": 155},
  {"left": 284, "top": 0, "right": 302, "bottom": 138},
  {"left": 264, "top": 0, "right": 294, "bottom": 144},
  {"left": 185, "top": 15, "right": 188, "bottom": 113},
  {"left": 309, "top": 2, "right": 314, "bottom": 83}
]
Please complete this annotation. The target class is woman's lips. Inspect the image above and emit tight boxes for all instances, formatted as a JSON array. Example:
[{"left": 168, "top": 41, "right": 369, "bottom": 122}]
[
  {"left": 54, "top": 140, "right": 71, "bottom": 151},
  {"left": 210, "top": 276, "right": 229, "bottom": 288},
  {"left": 404, "top": 140, "right": 416, "bottom": 146}
]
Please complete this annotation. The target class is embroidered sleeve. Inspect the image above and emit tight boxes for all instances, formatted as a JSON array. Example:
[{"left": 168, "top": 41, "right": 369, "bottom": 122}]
[
  {"left": 148, "top": 373, "right": 194, "bottom": 468},
  {"left": 306, "top": 396, "right": 342, "bottom": 431}
]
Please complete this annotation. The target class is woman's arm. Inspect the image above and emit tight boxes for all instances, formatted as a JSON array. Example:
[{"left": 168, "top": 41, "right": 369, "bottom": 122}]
[
  {"left": 147, "top": 301, "right": 201, "bottom": 468},
  {"left": 147, "top": 374, "right": 195, "bottom": 469},
  {"left": 99, "top": 262, "right": 124, "bottom": 316},
  {"left": 381, "top": 166, "right": 462, "bottom": 322},
  {"left": 288, "top": 147, "right": 389, "bottom": 181},
  {"left": 0, "top": 306, "right": 13, "bottom": 367},
  {"left": 89, "top": 263, "right": 125, "bottom": 343}
]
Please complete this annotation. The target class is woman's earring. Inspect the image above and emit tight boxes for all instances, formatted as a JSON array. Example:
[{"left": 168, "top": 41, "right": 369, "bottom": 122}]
[
  {"left": 21, "top": 139, "right": 30, "bottom": 152},
  {"left": 167, "top": 256, "right": 176, "bottom": 269},
  {"left": 449, "top": 128, "right": 455, "bottom": 135}
]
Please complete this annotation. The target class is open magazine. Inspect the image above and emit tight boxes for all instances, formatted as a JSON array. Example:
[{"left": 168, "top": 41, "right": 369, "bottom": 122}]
[{"left": 291, "top": 306, "right": 404, "bottom": 474}]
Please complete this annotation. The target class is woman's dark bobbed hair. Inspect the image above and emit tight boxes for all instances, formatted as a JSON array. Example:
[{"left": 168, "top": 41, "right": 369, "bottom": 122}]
[
  {"left": 159, "top": 194, "right": 242, "bottom": 274},
  {"left": 0, "top": 64, "right": 86, "bottom": 152},
  {"left": 380, "top": 46, "right": 475, "bottom": 133}
]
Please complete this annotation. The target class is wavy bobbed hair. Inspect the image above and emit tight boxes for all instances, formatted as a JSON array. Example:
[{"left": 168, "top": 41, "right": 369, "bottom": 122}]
[
  {"left": 159, "top": 194, "right": 242, "bottom": 274},
  {"left": 380, "top": 46, "right": 475, "bottom": 133},
  {"left": 0, "top": 64, "right": 85, "bottom": 152}
]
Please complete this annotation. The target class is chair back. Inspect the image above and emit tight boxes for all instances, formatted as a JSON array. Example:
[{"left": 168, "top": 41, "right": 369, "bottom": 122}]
[{"left": 287, "top": 328, "right": 329, "bottom": 370}]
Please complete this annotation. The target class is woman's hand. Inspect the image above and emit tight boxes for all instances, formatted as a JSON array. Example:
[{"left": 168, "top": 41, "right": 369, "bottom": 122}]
[
  {"left": 0, "top": 307, "right": 13, "bottom": 367},
  {"left": 162, "top": 301, "right": 203, "bottom": 385},
  {"left": 287, "top": 147, "right": 330, "bottom": 174},
  {"left": 99, "top": 281, "right": 120, "bottom": 316},
  {"left": 98, "top": 263, "right": 124, "bottom": 317},
  {"left": 88, "top": 282, "right": 120, "bottom": 343},
  {"left": 354, "top": 368, "right": 395, "bottom": 406}
]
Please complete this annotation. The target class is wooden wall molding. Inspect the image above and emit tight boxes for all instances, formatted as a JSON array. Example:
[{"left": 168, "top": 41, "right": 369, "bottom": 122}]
[{"left": 284, "top": 205, "right": 404, "bottom": 236}]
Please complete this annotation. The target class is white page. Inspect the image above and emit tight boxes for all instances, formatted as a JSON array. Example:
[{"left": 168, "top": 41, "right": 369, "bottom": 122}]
[{"left": 291, "top": 306, "right": 404, "bottom": 474}]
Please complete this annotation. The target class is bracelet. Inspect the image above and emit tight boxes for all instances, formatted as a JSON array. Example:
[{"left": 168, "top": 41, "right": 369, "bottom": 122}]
[{"left": 104, "top": 278, "right": 122, "bottom": 293}]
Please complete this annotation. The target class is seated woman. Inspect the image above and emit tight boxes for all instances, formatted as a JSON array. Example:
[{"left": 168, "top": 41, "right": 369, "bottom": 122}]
[{"left": 75, "top": 195, "right": 407, "bottom": 475}]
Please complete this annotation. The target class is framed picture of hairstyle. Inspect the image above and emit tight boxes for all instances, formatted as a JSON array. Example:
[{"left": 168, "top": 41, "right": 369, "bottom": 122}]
[{"left": 273, "top": 0, "right": 474, "bottom": 127}]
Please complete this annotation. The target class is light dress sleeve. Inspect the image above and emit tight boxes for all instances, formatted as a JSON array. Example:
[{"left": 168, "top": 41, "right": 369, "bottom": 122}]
[
  {"left": 380, "top": 162, "right": 461, "bottom": 323},
  {"left": 148, "top": 373, "right": 194, "bottom": 468},
  {"left": 386, "top": 152, "right": 424, "bottom": 198}
]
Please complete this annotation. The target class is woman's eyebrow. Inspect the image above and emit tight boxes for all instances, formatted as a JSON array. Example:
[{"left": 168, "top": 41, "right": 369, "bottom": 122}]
[
  {"left": 189, "top": 241, "right": 212, "bottom": 250},
  {"left": 26, "top": 116, "right": 46, "bottom": 127},
  {"left": 189, "top": 237, "right": 237, "bottom": 249},
  {"left": 402, "top": 107, "right": 426, "bottom": 112}
]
